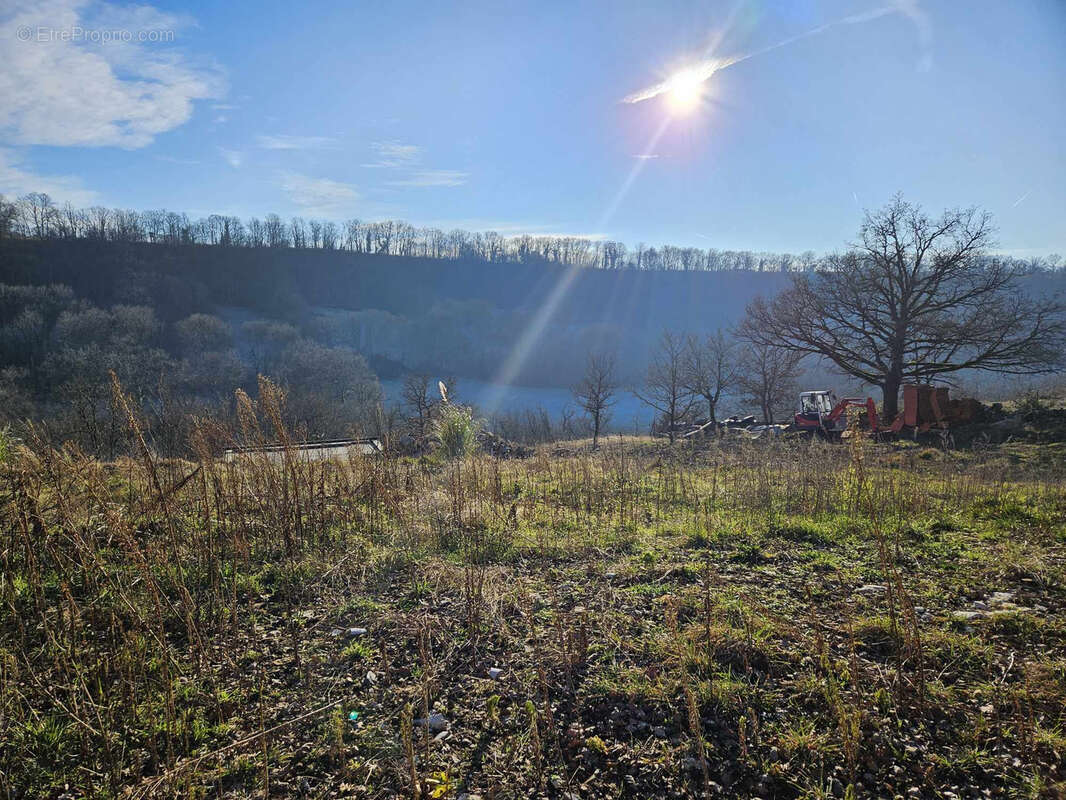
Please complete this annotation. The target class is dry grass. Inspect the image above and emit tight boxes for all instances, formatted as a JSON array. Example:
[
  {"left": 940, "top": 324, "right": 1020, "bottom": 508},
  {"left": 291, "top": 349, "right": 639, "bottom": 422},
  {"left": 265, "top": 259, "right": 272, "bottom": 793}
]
[{"left": 1, "top": 384, "right": 1064, "bottom": 798}]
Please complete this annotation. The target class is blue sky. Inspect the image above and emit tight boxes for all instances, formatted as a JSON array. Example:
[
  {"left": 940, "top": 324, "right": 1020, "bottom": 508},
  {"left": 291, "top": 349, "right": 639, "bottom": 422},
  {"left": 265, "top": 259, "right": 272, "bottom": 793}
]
[{"left": 2, "top": 0, "right": 1064, "bottom": 255}]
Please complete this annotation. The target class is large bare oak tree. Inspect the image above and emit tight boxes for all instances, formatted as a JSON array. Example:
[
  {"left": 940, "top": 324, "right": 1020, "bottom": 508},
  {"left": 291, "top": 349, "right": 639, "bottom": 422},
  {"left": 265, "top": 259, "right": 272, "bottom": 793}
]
[{"left": 742, "top": 196, "right": 1065, "bottom": 418}]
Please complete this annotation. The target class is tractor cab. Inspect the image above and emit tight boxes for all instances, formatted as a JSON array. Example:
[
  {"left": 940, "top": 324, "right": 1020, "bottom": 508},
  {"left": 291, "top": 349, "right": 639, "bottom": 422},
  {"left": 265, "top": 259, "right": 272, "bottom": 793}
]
[
  {"left": 796, "top": 390, "right": 841, "bottom": 430},
  {"left": 796, "top": 390, "right": 845, "bottom": 435}
]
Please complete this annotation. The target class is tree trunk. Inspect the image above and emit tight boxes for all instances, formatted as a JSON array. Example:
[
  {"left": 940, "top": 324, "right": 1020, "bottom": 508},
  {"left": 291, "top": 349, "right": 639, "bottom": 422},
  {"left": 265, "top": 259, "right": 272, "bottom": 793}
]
[{"left": 882, "top": 377, "right": 901, "bottom": 420}]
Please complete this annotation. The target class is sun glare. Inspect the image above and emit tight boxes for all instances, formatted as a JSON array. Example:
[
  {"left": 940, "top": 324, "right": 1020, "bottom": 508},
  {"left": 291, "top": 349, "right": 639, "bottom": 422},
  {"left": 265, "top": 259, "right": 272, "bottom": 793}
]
[{"left": 664, "top": 67, "right": 704, "bottom": 113}]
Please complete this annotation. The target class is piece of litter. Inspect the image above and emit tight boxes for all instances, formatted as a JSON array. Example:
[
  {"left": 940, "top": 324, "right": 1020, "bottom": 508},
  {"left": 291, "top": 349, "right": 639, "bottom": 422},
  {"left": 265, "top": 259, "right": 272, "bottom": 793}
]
[
  {"left": 348, "top": 627, "right": 367, "bottom": 637},
  {"left": 415, "top": 712, "right": 449, "bottom": 733},
  {"left": 348, "top": 710, "right": 360, "bottom": 723},
  {"left": 855, "top": 584, "right": 888, "bottom": 595},
  {"left": 488, "top": 667, "right": 503, "bottom": 680}
]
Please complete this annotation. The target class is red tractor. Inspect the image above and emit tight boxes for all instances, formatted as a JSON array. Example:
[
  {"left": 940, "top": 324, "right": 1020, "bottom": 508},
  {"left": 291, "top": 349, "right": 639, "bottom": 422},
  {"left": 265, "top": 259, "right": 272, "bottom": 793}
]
[
  {"left": 793, "top": 390, "right": 879, "bottom": 440},
  {"left": 793, "top": 385, "right": 981, "bottom": 443}
]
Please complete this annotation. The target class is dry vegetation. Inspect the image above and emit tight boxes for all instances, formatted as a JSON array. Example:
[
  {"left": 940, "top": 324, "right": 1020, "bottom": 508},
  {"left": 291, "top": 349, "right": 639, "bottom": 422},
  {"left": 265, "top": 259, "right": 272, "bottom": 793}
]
[{"left": 1, "top": 380, "right": 1065, "bottom": 799}]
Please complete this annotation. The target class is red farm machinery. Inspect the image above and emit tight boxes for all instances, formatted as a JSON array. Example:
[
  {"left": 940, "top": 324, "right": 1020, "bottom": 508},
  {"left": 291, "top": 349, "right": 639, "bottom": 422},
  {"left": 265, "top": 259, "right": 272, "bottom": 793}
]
[{"left": 793, "top": 384, "right": 982, "bottom": 443}]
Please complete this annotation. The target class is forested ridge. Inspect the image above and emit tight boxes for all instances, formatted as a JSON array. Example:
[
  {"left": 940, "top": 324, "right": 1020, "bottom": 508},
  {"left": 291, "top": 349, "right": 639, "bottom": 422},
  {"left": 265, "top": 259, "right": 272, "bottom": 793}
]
[{"left": 1, "top": 195, "right": 1063, "bottom": 456}]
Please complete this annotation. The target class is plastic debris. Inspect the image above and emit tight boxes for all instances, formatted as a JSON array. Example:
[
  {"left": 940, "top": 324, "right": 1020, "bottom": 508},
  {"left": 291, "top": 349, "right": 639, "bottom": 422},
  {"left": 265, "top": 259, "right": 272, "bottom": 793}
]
[
  {"left": 488, "top": 667, "right": 503, "bottom": 680},
  {"left": 415, "top": 712, "right": 449, "bottom": 733},
  {"left": 347, "top": 627, "right": 367, "bottom": 637},
  {"left": 855, "top": 584, "right": 888, "bottom": 595},
  {"left": 348, "top": 710, "right": 360, "bottom": 723}
]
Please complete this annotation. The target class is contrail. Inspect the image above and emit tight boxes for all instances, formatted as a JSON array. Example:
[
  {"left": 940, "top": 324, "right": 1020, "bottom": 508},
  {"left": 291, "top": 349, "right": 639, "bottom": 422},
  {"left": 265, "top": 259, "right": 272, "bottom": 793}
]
[{"left": 623, "top": 2, "right": 929, "bottom": 104}]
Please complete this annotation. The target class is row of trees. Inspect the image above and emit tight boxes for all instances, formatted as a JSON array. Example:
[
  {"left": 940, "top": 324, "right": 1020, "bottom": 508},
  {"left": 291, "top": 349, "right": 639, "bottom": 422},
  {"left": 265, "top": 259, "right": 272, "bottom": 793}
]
[
  {"left": 572, "top": 329, "right": 802, "bottom": 446},
  {"left": 4, "top": 192, "right": 1062, "bottom": 276}
]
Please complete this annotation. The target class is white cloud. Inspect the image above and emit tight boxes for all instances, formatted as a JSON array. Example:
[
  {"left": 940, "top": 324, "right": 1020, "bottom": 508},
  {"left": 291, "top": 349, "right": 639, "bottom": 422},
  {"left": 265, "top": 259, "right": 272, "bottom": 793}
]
[
  {"left": 0, "top": 0, "right": 223, "bottom": 148},
  {"left": 0, "top": 148, "right": 99, "bottom": 205},
  {"left": 257, "top": 134, "right": 337, "bottom": 150},
  {"left": 281, "top": 172, "right": 358, "bottom": 216},
  {"left": 362, "top": 141, "right": 467, "bottom": 188},
  {"left": 363, "top": 141, "right": 422, "bottom": 168},
  {"left": 219, "top": 148, "right": 243, "bottom": 168},
  {"left": 387, "top": 170, "right": 468, "bottom": 188}
]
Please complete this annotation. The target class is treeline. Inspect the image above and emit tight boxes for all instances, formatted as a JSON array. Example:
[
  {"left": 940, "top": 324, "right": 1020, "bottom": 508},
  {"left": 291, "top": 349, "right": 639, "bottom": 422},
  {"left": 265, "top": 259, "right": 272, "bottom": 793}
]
[{"left": 5, "top": 191, "right": 1060, "bottom": 274}]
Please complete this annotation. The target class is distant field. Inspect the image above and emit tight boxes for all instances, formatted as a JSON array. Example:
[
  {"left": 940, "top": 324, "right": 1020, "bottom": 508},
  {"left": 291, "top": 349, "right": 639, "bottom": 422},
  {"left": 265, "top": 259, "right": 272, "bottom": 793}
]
[{"left": 1, "top": 430, "right": 1064, "bottom": 798}]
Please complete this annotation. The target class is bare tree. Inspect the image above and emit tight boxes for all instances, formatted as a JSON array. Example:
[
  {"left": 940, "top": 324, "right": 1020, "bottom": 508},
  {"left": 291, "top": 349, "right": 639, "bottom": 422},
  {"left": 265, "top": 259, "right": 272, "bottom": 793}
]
[
  {"left": 736, "top": 340, "right": 802, "bottom": 424},
  {"left": 636, "top": 331, "right": 694, "bottom": 442},
  {"left": 401, "top": 372, "right": 437, "bottom": 444},
  {"left": 572, "top": 351, "right": 617, "bottom": 447},
  {"left": 683, "top": 329, "right": 737, "bottom": 426},
  {"left": 743, "top": 196, "right": 1066, "bottom": 418}
]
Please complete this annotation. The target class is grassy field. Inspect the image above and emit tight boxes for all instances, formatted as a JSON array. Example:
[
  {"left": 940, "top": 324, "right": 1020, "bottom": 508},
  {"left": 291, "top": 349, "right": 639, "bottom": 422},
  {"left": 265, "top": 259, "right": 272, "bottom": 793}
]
[{"left": 2, "top": 399, "right": 1065, "bottom": 798}]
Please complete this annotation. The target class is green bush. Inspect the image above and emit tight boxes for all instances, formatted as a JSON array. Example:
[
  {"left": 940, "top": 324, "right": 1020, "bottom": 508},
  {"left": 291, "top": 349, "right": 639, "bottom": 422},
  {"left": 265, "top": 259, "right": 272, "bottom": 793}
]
[{"left": 433, "top": 404, "right": 481, "bottom": 459}]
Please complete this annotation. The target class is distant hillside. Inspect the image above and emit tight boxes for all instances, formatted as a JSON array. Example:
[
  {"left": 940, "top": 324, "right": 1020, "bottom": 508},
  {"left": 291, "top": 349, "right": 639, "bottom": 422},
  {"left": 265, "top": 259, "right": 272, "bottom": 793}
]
[{"left": 0, "top": 239, "right": 794, "bottom": 386}]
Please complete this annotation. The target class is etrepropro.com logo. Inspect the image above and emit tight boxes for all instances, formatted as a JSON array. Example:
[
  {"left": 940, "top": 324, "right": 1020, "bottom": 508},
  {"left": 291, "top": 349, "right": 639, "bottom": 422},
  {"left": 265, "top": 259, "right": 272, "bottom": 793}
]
[{"left": 16, "top": 25, "right": 176, "bottom": 44}]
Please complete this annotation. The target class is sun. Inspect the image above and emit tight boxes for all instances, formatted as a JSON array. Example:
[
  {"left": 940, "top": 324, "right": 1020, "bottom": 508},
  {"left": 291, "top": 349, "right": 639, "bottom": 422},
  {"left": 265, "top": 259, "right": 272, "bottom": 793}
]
[{"left": 664, "top": 67, "right": 705, "bottom": 114}]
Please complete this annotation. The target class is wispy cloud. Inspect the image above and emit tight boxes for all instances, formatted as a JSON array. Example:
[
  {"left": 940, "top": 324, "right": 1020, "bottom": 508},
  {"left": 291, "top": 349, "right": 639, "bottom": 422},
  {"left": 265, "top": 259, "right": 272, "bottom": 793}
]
[
  {"left": 156, "top": 154, "right": 201, "bottom": 165},
  {"left": 281, "top": 172, "right": 358, "bottom": 216},
  {"left": 0, "top": 0, "right": 223, "bottom": 148},
  {"left": 257, "top": 134, "right": 337, "bottom": 150},
  {"left": 219, "top": 148, "right": 243, "bottom": 168},
  {"left": 1011, "top": 190, "right": 1031, "bottom": 209},
  {"left": 632, "top": 154, "right": 660, "bottom": 160},
  {"left": 0, "top": 148, "right": 99, "bottom": 205},
  {"left": 387, "top": 170, "right": 468, "bottom": 188},
  {"left": 363, "top": 141, "right": 422, "bottom": 168},
  {"left": 361, "top": 141, "right": 466, "bottom": 188}
]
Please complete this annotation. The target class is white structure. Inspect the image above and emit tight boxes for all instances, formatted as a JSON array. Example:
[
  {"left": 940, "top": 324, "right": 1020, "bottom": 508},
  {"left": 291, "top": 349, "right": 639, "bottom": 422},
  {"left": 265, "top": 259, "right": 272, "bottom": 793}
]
[{"left": 223, "top": 438, "right": 383, "bottom": 463}]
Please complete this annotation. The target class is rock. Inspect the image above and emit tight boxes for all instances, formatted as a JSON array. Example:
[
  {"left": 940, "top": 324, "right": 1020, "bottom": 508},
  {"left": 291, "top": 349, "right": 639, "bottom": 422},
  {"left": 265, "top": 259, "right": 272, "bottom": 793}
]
[
  {"left": 488, "top": 667, "right": 504, "bottom": 680},
  {"left": 952, "top": 610, "right": 986, "bottom": 621},
  {"left": 972, "top": 600, "right": 988, "bottom": 610},
  {"left": 415, "top": 712, "right": 449, "bottom": 733},
  {"left": 856, "top": 584, "right": 888, "bottom": 596},
  {"left": 364, "top": 670, "right": 378, "bottom": 685},
  {"left": 989, "top": 591, "right": 1014, "bottom": 604},
  {"left": 652, "top": 726, "right": 667, "bottom": 738}
]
